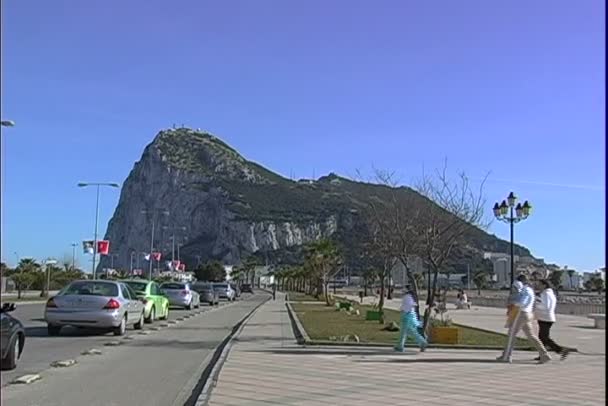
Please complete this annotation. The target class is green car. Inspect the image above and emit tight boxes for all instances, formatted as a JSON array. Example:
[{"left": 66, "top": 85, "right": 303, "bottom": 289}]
[{"left": 122, "top": 280, "right": 170, "bottom": 323}]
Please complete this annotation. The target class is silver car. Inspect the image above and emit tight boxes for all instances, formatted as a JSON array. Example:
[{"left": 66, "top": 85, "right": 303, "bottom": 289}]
[
  {"left": 192, "top": 282, "right": 219, "bottom": 305},
  {"left": 44, "top": 280, "right": 145, "bottom": 336},
  {"left": 160, "top": 282, "right": 200, "bottom": 310}
]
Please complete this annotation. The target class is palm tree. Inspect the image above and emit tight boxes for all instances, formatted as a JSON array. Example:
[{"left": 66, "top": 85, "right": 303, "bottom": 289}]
[{"left": 305, "top": 239, "right": 341, "bottom": 306}]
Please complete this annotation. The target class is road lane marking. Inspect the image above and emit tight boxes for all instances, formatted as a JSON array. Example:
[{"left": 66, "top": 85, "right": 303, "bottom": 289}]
[
  {"left": 50, "top": 359, "right": 77, "bottom": 368},
  {"left": 81, "top": 349, "right": 102, "bottom": 355},
  {"left": 11, "top": 374, "right": 41, "bottom": 384}
]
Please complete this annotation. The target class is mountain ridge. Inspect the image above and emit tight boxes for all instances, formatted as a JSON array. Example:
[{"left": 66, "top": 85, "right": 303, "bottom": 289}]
[{"left": 102, "top": 127, "right": 532, "bottom": 273}]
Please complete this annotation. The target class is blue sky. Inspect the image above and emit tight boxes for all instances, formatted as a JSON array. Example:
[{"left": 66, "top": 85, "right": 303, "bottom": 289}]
[{"left": 1, "top": 0, "right": 604, "bottom": 272}]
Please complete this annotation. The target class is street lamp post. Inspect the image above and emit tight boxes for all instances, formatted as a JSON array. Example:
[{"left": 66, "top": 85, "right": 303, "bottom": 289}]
[
  {"left": 71, "top": 243, "right": 78, "bottom": 271},
  {"left": 130, "top": 251, "right": 135, "bottom": 275},
  {"left": 142, "top": 209, "right": 169, "bottom": 281},
  {"left": 493, "top": 192, "right": 532, "bottom": 286},
  {"left": 78, "top": 182, "right": 120, "bottom": 279},
  {"left": 110, "top": 254, "right": 119, "bottom": 270},
  {"left": 44, "top": 258, "right": 57, "bottom": 298}
]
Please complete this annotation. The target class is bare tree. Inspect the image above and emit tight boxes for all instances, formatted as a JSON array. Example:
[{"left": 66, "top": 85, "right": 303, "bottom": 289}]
[
  {"left": 413, "top": 160, "right": 489, "bottom": 331},
  {"left": 360, "top": 168, "right": 425, "bottom": 322}
]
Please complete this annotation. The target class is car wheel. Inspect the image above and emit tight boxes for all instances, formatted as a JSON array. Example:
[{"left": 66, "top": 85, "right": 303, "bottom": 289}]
[
  {"left": 134, "top": 312, "right": 144, "bottom": 330},
  {"left": 160, "top": 305, "right": 169, "bottom": 320},
  {"left": 145, "top": 306, "right": 156, "bottom": 324},
  {"left": 186, "top": 301, "right": 193, "bottom": 310},
  {"left": 195, "top": 300, "right": 200, "bottom": 309},
  {"left": 48, "top": 324, "right": 61, "bottom": 336},
  {"left": 113, "top": 316, "right": 127, "bottom": 336},
  {"left": 1, "top": 337, "right": 19, "bottom": 370}
]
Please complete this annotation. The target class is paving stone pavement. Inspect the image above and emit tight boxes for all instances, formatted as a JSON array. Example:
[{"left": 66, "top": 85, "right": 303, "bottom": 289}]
[{"left": 208, "top": 293, "right": 606, "bottom": 406}]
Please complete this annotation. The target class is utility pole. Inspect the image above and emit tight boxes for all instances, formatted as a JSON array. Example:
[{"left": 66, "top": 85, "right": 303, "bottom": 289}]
[
  {"left": 142, "top": 209, "right": 169, "bottom": 281},
  {"left": 71, "top": 243, "right": 78, "bottom": 271},
  {"left": 467, "top": 263, "right": 471, "bottom": 290}
]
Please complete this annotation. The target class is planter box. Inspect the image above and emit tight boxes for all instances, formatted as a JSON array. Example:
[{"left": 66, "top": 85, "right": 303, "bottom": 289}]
[
  {"left": 430, "top": 326, "right": 459, "bottom": 344},
  {"left": 366, "top": 310, "right": 382, "bottom": 321}
]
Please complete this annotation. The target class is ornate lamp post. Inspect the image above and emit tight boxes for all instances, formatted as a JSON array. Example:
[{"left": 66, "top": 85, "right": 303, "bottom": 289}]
[{"left": 493, "top": 192, "right": 532, "bottom": 286}]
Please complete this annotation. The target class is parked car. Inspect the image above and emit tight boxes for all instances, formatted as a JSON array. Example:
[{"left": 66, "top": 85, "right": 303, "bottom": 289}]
[
  {"left": 240, "top": 283, "right": 253, "bottom": 293},
  {"left": 1, "top": 303, "right": 25, "bottom": 370},
  {"left": 160, "top": 282, "right": 200, "bottom": 310},
  {"left": 192, "top": 282, "right": 219, "bottom": 305},
  {"left": 122, "top": 280, "right": 170, "bottom": 323},
  {"left": 44, "top": 280, "right": 146, "bottom": 336},
  {"left": 230, "top": 283, "right": 241, "bottom": 298},
  {"left": 213, "top": 283, "right": 236, "bottom": 301}
]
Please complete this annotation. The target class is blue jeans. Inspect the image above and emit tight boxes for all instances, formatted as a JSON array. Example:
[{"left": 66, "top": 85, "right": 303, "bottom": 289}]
[{"left": 396, "top": 311, "right": 427, "bottom": 350}]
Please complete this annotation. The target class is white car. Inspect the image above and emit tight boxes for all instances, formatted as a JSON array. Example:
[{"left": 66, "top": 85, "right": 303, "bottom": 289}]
[{"left": 213, "top": 283, "right": 236, "bottom": 301}]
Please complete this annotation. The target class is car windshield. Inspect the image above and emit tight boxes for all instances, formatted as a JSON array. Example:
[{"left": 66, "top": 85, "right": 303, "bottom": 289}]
[
  {"left": 193, "top": 284, "right": 212, "bottom": 291},
  {"left": 161, "top": 283, "right": 186, "bottom": 290},
  {"left": 214, "top": 284, "right": 228, "bottom": 289},
  {"left": 61, "top": 281, "right": 118, "bottom": 297},
  {"left": 124, "top": 281, "right": 148, "bottom": 294}
]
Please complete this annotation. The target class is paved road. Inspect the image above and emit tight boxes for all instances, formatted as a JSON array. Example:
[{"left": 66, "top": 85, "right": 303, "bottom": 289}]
[{"left": 1, "top": 292, "right": 267, "bottom": 394}]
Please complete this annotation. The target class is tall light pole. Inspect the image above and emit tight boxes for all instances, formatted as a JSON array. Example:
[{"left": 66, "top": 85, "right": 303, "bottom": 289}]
[
  {"left": 71, "top": 243, "right": 78, "bottom": 271},
  {"left": 78, "top": 182, "right": 120, "bottom": 279},
  {"left": 130, "top": 251, "right": 135, "bottom": 274},
  {"left": 177, "top": 235, "right": 188, "bottom": 262},
  {"left": 164, "top": 225, "right": 187, "bottom": 264},
  {"left": 493, "top": 192, "right": 532, "bottom": 286},
  {"left": 44, "top": 258, "right": 57, "bottom": 298},
  {"left": 110, "top": 253, "right": 119, "bottom": 270},
  {"left": 142, "top": 209, "right": 169, "bottom": 280}
]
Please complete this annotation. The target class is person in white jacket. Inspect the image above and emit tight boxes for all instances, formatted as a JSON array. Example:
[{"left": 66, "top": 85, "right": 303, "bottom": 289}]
[{"left": 534, "top": 279, "right": 570, "bottom": 361}]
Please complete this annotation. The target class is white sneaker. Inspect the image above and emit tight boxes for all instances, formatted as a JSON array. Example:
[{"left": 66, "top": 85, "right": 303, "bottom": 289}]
[
  {"left": 539, "top": 354, "right": 552, "bottom": 364},
  {"left": 496, "top": 355, "right": 512, "bottom": 363}
]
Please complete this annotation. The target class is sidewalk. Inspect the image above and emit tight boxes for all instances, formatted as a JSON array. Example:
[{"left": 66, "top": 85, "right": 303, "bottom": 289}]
[
  {"left": 208, "top": 293, "right": 605, "bottom": 406},
  {"left": 340, "top": 294, "right": 606, "bottom": 355}
]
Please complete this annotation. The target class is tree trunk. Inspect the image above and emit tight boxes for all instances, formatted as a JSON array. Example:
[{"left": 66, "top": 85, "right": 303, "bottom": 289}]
[
  {"left": 422, "top": 265, "right": 440, "bottom": 332},
  {"left": 387, "top": 270, "right": 393, "bottom": 300},
  {"left": 378, "top": 269, "right": 386, "bottom": 323}
]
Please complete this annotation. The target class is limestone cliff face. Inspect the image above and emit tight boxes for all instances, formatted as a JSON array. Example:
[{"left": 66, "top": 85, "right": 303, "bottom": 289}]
[
  {"left": 102, "top": 127, "right": 531, "bottom": 272},
  {"left": 102, "top": 129, "right": 341, "bottom": 271}
]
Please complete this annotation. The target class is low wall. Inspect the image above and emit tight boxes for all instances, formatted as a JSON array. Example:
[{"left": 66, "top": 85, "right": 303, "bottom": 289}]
[{"left": 470, "top": 297, "right": 606, "bottom": 316}]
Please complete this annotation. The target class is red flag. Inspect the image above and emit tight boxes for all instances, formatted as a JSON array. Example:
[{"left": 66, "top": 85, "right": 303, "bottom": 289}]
[
  {"left": 152, "top": 252, "right": 162, "bottom": 261},
  {"left": 172, "top": 260, "right": 181, "bottom": 269},
  {"left": 178, "top": 264, "right": 185, "bottom": 272},
  {"left": 97, "top": 240, "right": 110, "bottom": 255}
]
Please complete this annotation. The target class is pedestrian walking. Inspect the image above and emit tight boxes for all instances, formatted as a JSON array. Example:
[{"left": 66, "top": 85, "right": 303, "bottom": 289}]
[
  {"left": 272, "top": 283, "right": 276, "bottom": 301},
  {"left": 497, "top": 274, "right": 551, "bottom": 364},
  {"left": 394, "top": 285, "right": 427, "bottom": 353},
  {"left": 505, "top": 281, "right": 523, "bottom": 329},
  {"left": 534, "top": 279, "right": 570, "bottom": 361}
]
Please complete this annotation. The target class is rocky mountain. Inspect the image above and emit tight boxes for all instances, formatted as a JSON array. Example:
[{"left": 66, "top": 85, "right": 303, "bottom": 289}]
[{"left": 102, "top": 128, "right": 531, "bottom": 273}]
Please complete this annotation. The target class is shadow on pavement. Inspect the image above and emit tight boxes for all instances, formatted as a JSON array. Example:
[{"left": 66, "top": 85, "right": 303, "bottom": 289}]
[
  {"left": 234, "top": 335, "right": 288, "bottom": 342},
  {"left": 25, "top": 326, "right": 114, "bottom": 338},
  {"left": 355, "top": 358, "right": 516, "bottom": 364},
  {"left": 568, "top": 325, "right": 599, "bottom": 330},
  {"left": 122, "top": 339, "right": 218, "bottom": 350}
]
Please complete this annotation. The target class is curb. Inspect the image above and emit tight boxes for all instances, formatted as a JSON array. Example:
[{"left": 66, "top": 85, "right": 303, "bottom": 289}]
[
  {"left": 285, "top": 302, "right": 310, "bottom": 344},
  {"left": 184, "top": 295, "right": 271, "bottom": 406}
]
